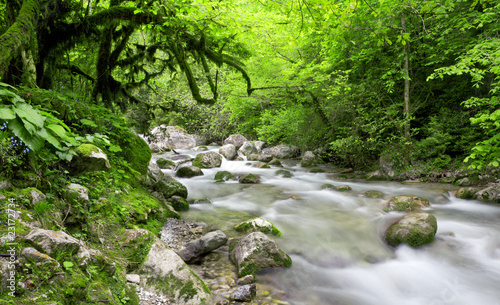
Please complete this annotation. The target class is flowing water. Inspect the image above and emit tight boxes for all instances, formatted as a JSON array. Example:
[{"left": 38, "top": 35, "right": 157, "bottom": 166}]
[{"left": 156, "top": 147, "right": 500, "bottom": 305}]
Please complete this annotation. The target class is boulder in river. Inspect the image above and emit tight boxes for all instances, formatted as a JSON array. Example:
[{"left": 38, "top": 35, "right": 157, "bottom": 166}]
[
  {"left": 238, "top": 174, "right": 261, "bottom": 184},
  {"left": 230, "top": 284, "right": 256, "bottom": 302},
  {"left": 247, "top": 153, "right": 273, "bottom": 162},
  {"left": 153, "top": 175, "right": 188, "bottom": 199},
  {"left": 229, "top": 232, "right": 292, "bottom": 277},
  {"left": 385, "top": 212, "right": 438, "bottom": 247},
  {"left": 262, "top": 144, "right": 300, "bottom": 159},
  {"left": 223, "top": 134, "right": 248, "bottom": 149},
  {"left": 219, "top": 144, "right": 237, "bottom": 160},
  {"left": 147, "top": 125, "right": 196, "bottom": 150},
  {"left": 214, "top": 171, "right": 235, "bottom": 183},
  {"left": 176, "top": 230, "right": 228, "bottom": 263},
  {"left": 238, "top": 141, "right": 257, "bottom": 156},
  {"left": 301, "top": 151, "right": 319, "bottom": 167},
  {"left": 156, "top": 158, "right": 176, "bottom": 169},
  {"left": 385, "top": 195, "right": 430, "bottom": 212},
  {"left": 176, "top": 166, "right": 204, "bottom": 178},
  {"left": 234, "top": 218, "right": 283, "bottom": 237},
  {"left": 192, "top": 151, "right": 222, "bottom": 168}
]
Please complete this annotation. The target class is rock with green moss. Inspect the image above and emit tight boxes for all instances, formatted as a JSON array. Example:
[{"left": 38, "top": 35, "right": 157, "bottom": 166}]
[
  {"left": 275, "top": 169, "right": 293, "bottom": 178},
  {"left": 156, "top": 158, "right": 176, "bottom": 169},
  {"left": 153, "top": 176, "right": 188, "bottom": 199},
  {"left": 214, "top": 171, "right": 234, "bottom": 183},
  {"left": 168, "top": 195, "right": 190, "bottom": 211},
  {"left": 268, "top": 158, "right": 282, "bottom": 167},
  {"left": 20, "top": 247, "right": 60, "bottom": 276},
  {"left": 87, "top": 281, "right": 117, "bottom": 304},
  {"left": 238, "top": 174, "right": 261, "bottom": 184},
  {"left": 176, "top": 166, "right": 203, "bottom": 178},
  {"left": 223, "top": 134, "right": 247, "bottom": 150},
  {"left": 386, "top": 195, "right": 430, "bottom": 212},
  {"left": 454, "top": 187, "right": 479, "bottom": 199},
  {"left": 247, "top": 153, "right": 273, "bottom": 162},
  {"left": 72, "top": 143, "right": 111, "bottom": 173},
  {"left": 385, "top": 213, "right": 438, "bottom": 247},
  {"left": 192, "top": 152, "right": 222, "bottom": 168},
  {"left": 363, "top": 190, "right": 384, "bottom": 198},
  {"left": 238, "top": 142, "right": 257, "bottom": 156},
  {"left": 138, "top": 237, "right": 211, "bottom": 304},
  {"left": 25, "top": 228, "right": 81, "bottom": 257},
  {"left": 219, "top": 144, "right": 237, "bottom": 160},
  {"left": 321, "top": 184, "right": 334, "bottom": 190},
  {"left": 310, "top": 168, "right": 325, "bottom": 173},
  {"left": 177, "top": 230, "right": 228, "bottom": 263},
  {"left": 119, "top": 133, "right": 152, "bottom": 174},
  {"left": 64, "top": 183, "right": 89, "bottom": 202},
  {"left": 234, "top": 218, "right": 283, "bottom": 237},
  {"left": 253, "top": 162, "right": 270, "bottom": 169},
  {"left": 0, "top": 180, "right": 12, "bottom": 190},
  {"left": 335, "top": 185, "right": 352, "bottom": 192},
  {"left": 474, "top": 185, "right": 500, "bottom": 203},
  {"left": 229, "top": 232, "right": 292, "bottom": 277},
  {"left": 301, "top": 151, "right": 319, "bottom": 167}
]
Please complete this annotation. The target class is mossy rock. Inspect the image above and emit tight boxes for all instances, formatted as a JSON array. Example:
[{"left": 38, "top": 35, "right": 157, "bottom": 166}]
[
  {"left": 72, "top": 144, "right": 111, "bottom": 173},
  {"left": 386, "top": 195, "right": 430, "bottom": 212},
  {"left": 385, "top": 213, "right": 438, "bottom": 247},
  {"left": 454, "top": 187, "right": 480, "bottom": 200},
  {"left": 118, "top": 133, "right": 152, "bottom": 174},
  {"left": 192, "top": 151, "right": 222, "bottom": 168},
  {"left": 87, "top": 281, "right": 117, "bottom": 304},
  {"left": 363, "top": 190, "right": 384, "bottom": 198},
  {"left": 234, "top": 218, "right": 283, "bottom": 237},
  {"left": 176, "top": 166, "right": 203, "bottom": 178},
  {"left": 310, "top": 168, "right": 325, "bottom": 173},
  {"left": 168, "top": 195, "right": 190, "bottom": 211},
  {"left": 253, "top": 162, "right": 270, "bottom": 169},
  {"left": 238, "top": 174, "right": 261, "bottom": 184},
  {"left": 152, "top": 176, "right": 188, "bottom": 199},
  {"left": 335, "top": 185, "right": 352, "bottom": 191},
  {"left": 275, "top": 170, "right": 293, "bottom": 178},
  {"left": 268, "top": 158, "right": 283, "bottom": 167},
  {"left": 321, "top": 184, "right": 334, "bottom": 190},
  {"left": 156, "top": 158, "right": 176, "bottom": 169},
  {"left": 214, "top": 171, "right": 234, "bottom": 183}
]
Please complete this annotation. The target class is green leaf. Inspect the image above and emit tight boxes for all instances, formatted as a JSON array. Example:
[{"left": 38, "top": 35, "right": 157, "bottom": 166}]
[
  {"left": 14, "top": 103, "right": 45, "bottom": 131},
  {"left": 37, "top": 128, "right": 62, "bottom": 150},
  {"left": 109, "top": 145, "right": 122, "bottom": 152},
  {"left": 0, "top": 106, "right": 15, "bottom": 120},
  {"left": 46, "top": 124, "right": 73, "bottom": 142},
  {"left": 80, "top": 119, "right": 98, "bottom": 128}
]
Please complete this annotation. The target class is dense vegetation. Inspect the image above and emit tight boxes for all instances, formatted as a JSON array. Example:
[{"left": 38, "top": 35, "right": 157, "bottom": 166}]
[{"left": 2, "top": 0, "right": 499, "bottom": 174}]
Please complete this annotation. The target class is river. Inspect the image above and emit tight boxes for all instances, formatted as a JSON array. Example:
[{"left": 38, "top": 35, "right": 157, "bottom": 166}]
[{"left": 156, "top": 147, "right": 500, "bottom": 305}]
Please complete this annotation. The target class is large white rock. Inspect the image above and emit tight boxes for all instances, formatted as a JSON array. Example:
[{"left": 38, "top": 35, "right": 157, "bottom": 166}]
[
  {"left": 223, "top": 134, "right": 248, "bottom": 150},
  {"left": 219, "top": 144, "right": 237, "bottom": 160},
  {"left": 139, "top": 239, "right": 211, "bottom": 304},
  {"left": 148, "top": 125, "right": 196, "bottom": 150},
  {"left": 229, "top": 232, "right": 291, "bottom": 277},
  {"left": 25, "top": 228, "right": 82, "bottom": 256},
  {"left": 262, "top": 144, "right": 300, "bottom": 159}
]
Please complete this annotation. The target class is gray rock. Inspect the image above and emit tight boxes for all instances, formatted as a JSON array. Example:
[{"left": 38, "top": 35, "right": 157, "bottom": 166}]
[
  {"left": 475, "top": 185, "right": 500, "bottom": 203},
  {"left": 20, "top": 247, "right": 60, "bottom": 275},
  {"left": 25, "top": 228, "right": 81, "bottom": 256},
  {"left": 254, "top": 141, "right": 266, "bottom": 153},
  {"left": 30, "top": 189, "right": 47, "bottom": 205},
  {"left": 148, "top": 125, "right": 196, "bottom": 150},
  {"left": 219, "top": 144, "right": 237, "bottom": 160},
  {"left": 73, "top": 144, "right": 111, "bottom": 173},
  {"left": 238, "top": 174, "right": 261, "bottom": 184},
  {"left": 192, "top": 151, "right": 222, "bottom": 168},
  {"left": 223, "top": 134, "right": 248, "bottom": 149},
  {"left": 234, "top": 218, "right": 282, "bottom": 237},
  {"left": 194, "top": 135, "right": 207, "bottom": 146},
  {"left": 153, "top": 176, "right": 188, "bottom": 199},
  {"left": 385, "top": 213, "right": 438, "bottom": 247},
  {"left": 176, "top": 166, "right": 203, "bottom": 178},
  {"left": 301, "top": 151, "right": 318, "bottom": 167},
  {"left": 229, "top": 232, "right": 292, "bottom": 277},
  {"left": 0, "top": 180, "right": 12, "bottom": 190},
  {"left": 177, "top": 230, "right": 228, "bottom": 263},
  {"left": 126, "top": 274, "right": 141, "bottom": 284},
  {"left": 237, "top": 275, "right": 254, "bottom": 285},
  {"left": 386, "top": 195, "right": 430, "bottom": 212},
  {"left": 65, "top": 183, "right": 89, "bottom": 202},
  {"left": 247, "top": 153, "right": 273, "bottom": 162},
  {"left": 238, "top": 142, "right": 257, "bottom": 156},
  {"left": 139, "top": 238, "right": 211, "bottom": 304},
  {"left": 230, "top": 284, "right": 256, "bottom": 302},
  {"left": 262, "top": 144, "right": 300, "bottom": 159}
]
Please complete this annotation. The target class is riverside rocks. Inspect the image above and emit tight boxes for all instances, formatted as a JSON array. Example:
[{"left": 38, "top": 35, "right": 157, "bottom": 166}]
[
  {"left": 177, "top": 230, "right": 228, "bottom": 263},
  {"left": 229, "top": 232, "right": 292, "bottom": 277},
  {"left": 223, "top": 134, "right": 248, "bottom": 150},
  {"left": 175, "top": 166, "right": 203, "bottom": 178},
  {"left": 385, "top": 195, "right": 430, "bottom": 212},
  {"left": 234, "top": 218, "right": 283, "bottom": 237},
  {"left": 25, "top": 228, "right": 81, "bottom": 256},
  {"left": 192, "top": 151, "right": 222, "bottom": 168},
  {"left": 219, "top": 144, "right": 237, "bottom": 160},
  {"left": 147, "top": 125, "right": 197, "bottom": 150},
  {"left": 385, "top": 213, "right": 438, "bottom": 247}
]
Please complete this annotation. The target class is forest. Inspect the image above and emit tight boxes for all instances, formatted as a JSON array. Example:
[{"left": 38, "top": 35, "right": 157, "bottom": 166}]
[
  {"left": 0, "top": 0, "right": 499, "bottom": 304},
  {"left": 0, "top": 0, "right": 499, "bottom": 174}
]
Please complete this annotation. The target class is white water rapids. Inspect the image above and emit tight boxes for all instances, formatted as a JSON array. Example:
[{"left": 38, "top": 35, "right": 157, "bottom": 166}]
[{"left": 156, "top": 147, "right": 500, "bottom": 305}]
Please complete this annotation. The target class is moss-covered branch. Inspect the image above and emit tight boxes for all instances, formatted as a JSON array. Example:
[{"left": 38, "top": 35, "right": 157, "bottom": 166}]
[{"left": 0, "top": 0, "right": 39, "bottom": 81}]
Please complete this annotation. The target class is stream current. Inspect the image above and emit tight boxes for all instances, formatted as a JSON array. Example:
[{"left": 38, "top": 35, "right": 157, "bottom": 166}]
[{"left": 156, "top": 147, "right": 500, "bottom": 305}]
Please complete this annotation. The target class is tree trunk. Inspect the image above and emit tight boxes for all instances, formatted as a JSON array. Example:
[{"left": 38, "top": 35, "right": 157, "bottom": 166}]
[
  {"left": 401, "top": 10, "right": 410, "bottom": 164},
  {"left": 0, "top": 0, "right": 39, "bottom": 82}
]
